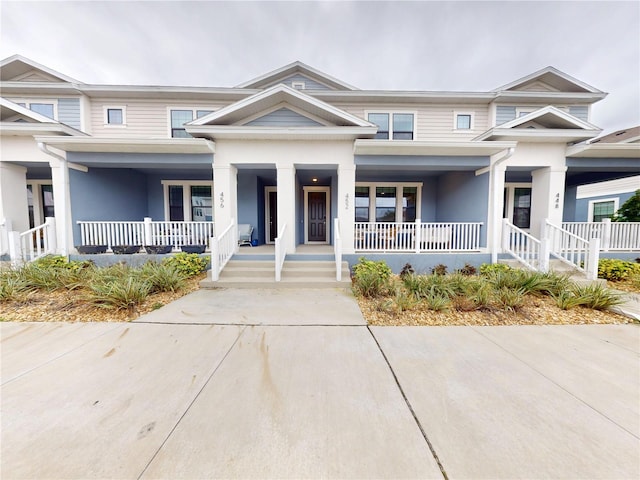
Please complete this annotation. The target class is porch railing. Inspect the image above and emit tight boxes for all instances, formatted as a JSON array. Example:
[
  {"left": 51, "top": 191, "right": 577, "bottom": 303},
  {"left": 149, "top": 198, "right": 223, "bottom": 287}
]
[
  {"left": 210, "top": 218, "right": 236, "bottom": 282},
  {"left": 546, "top": 220, "right": 599, "bottom": 280},
  {"left": 19, "top": 217, "right": 57, "bottom": 262},
  {"left": 354, "top": 220, "right": 483, "bottom": 252},
  {"left": 562, "top": 219, "right": 640, "bottom": 251},
  {"left": 502, "top": 219, "right": 543, "bottom": 272},
  {"left": 0, "top": 218, "right": 8, "bottom": 256},
  {"left": 77, "top": 218, "right": 215, "bottom": 251},
  {"left": 334, "top": 218, "right": 342, "bottom": 281},
  {"left": 275, "top": 223, "right": 287, "bottom": 282}
]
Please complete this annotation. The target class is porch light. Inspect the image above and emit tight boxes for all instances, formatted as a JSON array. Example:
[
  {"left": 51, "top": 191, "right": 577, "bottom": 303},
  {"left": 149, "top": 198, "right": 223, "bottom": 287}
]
[{"left": 312, "top": 177, "right": 318, "bottom": 182}]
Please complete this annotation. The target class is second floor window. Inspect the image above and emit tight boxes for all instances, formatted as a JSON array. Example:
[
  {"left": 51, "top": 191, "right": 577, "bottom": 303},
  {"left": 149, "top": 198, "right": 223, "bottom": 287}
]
[
  {"left": 15, "top": 101, "right": 55, "bottom": 119},
  {"left": 170, "top": 109, "right": 214, "bottom": 138},
  {"left": 367, "top": 113, "right": 414, "bottom": 140}
]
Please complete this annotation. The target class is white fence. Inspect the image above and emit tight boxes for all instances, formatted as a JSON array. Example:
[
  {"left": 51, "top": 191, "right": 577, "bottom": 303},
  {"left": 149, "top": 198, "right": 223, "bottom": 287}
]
[
  {"left": 546, "top": 220, "right": 599, "bottom": 279},
  {"left": 502, "top": 219, "right": 543, "bottom": 272},
  {"left": 354, "top": 220, "right": 483, "bottom": 252},
  {"left": 19, "top": 217, "right": 57, "bottom": 262},
  {"left": 562, "top": 219, "right": 640, "bottom": 251},
  {"left": 210, "top": 219, "right": 237, "bottom": 281},
  {"left": 77, "top": 218, "right": 215, "bottom": 251}
]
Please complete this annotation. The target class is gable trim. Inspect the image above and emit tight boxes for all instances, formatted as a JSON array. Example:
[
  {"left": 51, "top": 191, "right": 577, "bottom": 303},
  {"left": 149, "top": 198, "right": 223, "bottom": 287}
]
[
  {"left": 498, "top": 106, "right": 599, "bottom": 130},
  {"left": 238, "top": 103, "right": 331, "bottom": 127},
  {"left": 0, "top": 97, "right": 57, "bottom": 123},
  {"left": 493, "top": 66, "right": 603, "bottom": 94},
  {"left": 0, "top": 55, "right": 81, "bottom": 84},
  {"left": 235, "top": 61, "right": 357, "bottom": 90}
]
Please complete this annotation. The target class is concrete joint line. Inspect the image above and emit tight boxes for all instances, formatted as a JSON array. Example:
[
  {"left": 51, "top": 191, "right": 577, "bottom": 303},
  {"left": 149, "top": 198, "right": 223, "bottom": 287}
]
[
  {"left": 1, "top": 324, "right": 122, "bottom": 387},
  {"left": 134, "top": 321, "right": 365, "bottom": 327},
  {"left": 469, "top": 326, "right": 640, "bottom": 441},
  {"left": 136, "top": 325, "right": 248, "bottom": 480},
  {"left": 366, "top": 326, "right": 449, "bottom": 480}
]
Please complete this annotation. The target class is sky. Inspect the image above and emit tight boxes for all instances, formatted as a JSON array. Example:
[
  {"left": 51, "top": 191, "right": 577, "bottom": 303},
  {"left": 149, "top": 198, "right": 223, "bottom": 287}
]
[{"left": 1, "top": 0, "right": 639, "bottom": 135}]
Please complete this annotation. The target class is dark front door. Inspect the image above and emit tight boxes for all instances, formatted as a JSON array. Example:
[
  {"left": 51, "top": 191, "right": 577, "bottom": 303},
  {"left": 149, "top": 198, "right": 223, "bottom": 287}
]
[
  {"left": 268, "top": 190, "right": 277, "bottom": 242},
  {"left": 308, "top": 191, "right": 326, "bottom": 242}
]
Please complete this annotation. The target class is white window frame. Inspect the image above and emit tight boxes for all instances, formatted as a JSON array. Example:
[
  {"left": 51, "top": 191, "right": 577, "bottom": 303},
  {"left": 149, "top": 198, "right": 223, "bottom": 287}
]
[
  {"left": 364, "top": 110, "right": 417, "bottom": 140},
  {"left": 453, "top": 111, "right": 475, "bottom": 131},
  {"left": 103, "top": 105, "right": 127, "bottom": 127},
  {"left": 166, "top": 107, "right": 216, "bottom": 138},
  {"left": 161, "top": 180, "right": 214, "bottom": 221},
  {"left": 10, "top": 99, "right": 58, "bottom": 120},
  {"left": 588, "top": 197, "right": 619, "bottom": 222},
  {"left": 504, "top": 183, "right": 532, "bottom": 230},
  {"left": 355, "top": 182, "right": 422, "bottom": 223},
  {"left": 26, "top": 180, "right": 54, "bottom": 228}
]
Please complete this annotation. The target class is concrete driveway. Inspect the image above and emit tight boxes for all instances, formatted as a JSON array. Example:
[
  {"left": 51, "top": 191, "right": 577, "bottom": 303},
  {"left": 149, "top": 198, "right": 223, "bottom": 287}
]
[{"left": 1, "top": 288, "right": 639, "bottom": 479}]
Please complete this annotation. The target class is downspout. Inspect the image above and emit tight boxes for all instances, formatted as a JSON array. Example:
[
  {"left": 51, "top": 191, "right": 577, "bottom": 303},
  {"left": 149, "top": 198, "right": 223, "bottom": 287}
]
[
  {"left": 481, "top": 147, "right": 515, "bottom": 264},
  {"left": 37, "top": 142, "right": 80, "bottom": 257}
]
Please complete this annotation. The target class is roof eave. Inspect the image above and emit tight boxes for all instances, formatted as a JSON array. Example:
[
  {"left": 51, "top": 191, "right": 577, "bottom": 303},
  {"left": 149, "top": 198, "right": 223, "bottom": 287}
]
[
  {"left": 354, "top": 139, "right": 517, "bottom": 156},
  {"left": 186, "top": 126, "right": 377, "bottom": 140}
]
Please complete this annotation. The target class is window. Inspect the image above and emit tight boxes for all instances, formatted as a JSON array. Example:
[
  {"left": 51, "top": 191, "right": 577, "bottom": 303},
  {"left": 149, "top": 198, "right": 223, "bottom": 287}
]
[
  {"left": 376, "top": 187, "right": 397, "bottom": 222},
  {"left": 355, "top": 186, "right": 370, "bottom": 222},
  {"left": 589, "top": 199, "right": 618, "bottom": 222},
  {"left": 170, "top": 108, "right": 214, "bottom": 137},
  {"left": 513, "top": 188, "right": 531, "bottom": 228},
  {"left": 29, "top": 103, "right": 55, "bottom": 119},
  {"left": 163, "top": 181, "right": 214, "bottom": 221},
  {"left": 104, "top": 106, "right": 126, "bottom": 126},
  {"left": 402, "top": 187, "right": 417, "bottom": 222},
  {"left": 26, "top": 182, "right": 54, "bottom": 229},
  {"left": 367, "top": 112, "right": 414, "bottom": 140},
  {"left": 456, "top": 114, "right": 472, "bottom": 130}
]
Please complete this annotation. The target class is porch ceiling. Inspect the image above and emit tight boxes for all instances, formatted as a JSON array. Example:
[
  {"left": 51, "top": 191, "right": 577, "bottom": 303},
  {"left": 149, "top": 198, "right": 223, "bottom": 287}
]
[
  {"left": 355, "top": 155, "right": 489, "bottom": 171},
  {"left": 354, "top": 140, "right": 515, "bottom": 156},
  {"left": 33, "top": 136, "right": 215, "bottom": 154}
]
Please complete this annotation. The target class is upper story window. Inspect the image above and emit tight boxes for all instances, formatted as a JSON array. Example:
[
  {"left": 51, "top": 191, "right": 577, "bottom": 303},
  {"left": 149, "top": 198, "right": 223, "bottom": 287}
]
[
  {"left": 104, "top": 106, "right": 126, "bottom": 126},
  {"left": 454, "top": 112, "right": 474, "bottom": 130},
  {"left": 367, "top": 112, "right": 415, "bottom": 140},
  {"left": 170, "top": 108, "right": 214, "bottom": 138},
  {"left": 14, "top": 100, "right": 56, "bottom": 119}
]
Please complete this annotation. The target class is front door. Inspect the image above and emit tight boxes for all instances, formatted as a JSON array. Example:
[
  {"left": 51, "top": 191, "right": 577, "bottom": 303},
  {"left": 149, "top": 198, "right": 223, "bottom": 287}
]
[
  {"left": 304, "top": 187, "right": 330, "bottom": 243},
  {"left": 265, "top": 188, "right": 277, "bottom": 243}
]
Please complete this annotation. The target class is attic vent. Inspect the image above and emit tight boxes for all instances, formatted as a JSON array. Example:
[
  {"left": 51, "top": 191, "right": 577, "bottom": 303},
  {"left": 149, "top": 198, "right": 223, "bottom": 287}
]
[
  {"left": 615, "top": 131, "right": 627, "bottom": 136},
  {"left": 291, "top": 81, "right": 305, "bottom": 90}
]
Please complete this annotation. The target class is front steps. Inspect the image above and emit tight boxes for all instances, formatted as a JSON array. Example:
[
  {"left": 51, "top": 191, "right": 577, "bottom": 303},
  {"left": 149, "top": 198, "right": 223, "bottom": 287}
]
[{"left": 200, "top": 259, "right": 352, "bottom": 289}]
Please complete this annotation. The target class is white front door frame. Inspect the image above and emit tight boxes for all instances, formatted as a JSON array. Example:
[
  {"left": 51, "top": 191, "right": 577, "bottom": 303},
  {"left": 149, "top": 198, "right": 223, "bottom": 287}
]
[{"left": 303, "top": 186, "right": 330, "bottom": 244}]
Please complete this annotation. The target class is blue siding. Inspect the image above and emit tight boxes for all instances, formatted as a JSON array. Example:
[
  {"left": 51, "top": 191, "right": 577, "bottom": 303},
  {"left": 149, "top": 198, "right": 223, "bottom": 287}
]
[
  {"left": 246, "top": 108, "right": 322, "bottom": 127},
  {"left": 496, "top": 106, "right": 516, "bottom": 125},
  {"left": 344, "top": 253, "right": 491, "bottom": 275},
  {"left": 237, "top": 172, "right": 260, "bottom": 237},
  {"left": 70, "top": 168, "right": 148, "bottom": 246},
  {"left": 355, "top": 155, "right": 489, "bottom": 169},
  {"left": 569, "top": 106, "right": 588, "bottom": 122},
  {"left": 281, "top": 74, "right": 331, "bottom": 90},
  {"left": 57, "top": 98, "right": 81, "bottom": 129},
  {"left": 563, "top": 186, "right": 577, "bottom": 222},
  {"left": 67, "top": 152, "right": 212, "bottom": 167}
]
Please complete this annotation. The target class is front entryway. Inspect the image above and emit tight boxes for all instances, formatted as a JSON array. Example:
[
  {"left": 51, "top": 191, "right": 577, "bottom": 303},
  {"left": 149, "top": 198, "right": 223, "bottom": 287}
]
[
  {"left": 265, "top": 187, "right": 277, "bottom": 244},
  {"left": 304, "top": 187, "right": 330, "bottom": 243}
]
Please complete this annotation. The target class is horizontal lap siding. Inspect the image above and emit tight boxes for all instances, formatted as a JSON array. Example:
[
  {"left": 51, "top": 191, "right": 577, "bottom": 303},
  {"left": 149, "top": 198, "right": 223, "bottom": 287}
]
[
  {"left": 89, "top": 98, "right": 230, "bottom": 137},
  {"left": 246, "top": 108, "right": 322, "bottom": 126},
  {"left": 57, "top": 98, "right": 81, "bottom": 129},
  {"left": 335, "top": 103, "right": 489, "bottom": 141}
]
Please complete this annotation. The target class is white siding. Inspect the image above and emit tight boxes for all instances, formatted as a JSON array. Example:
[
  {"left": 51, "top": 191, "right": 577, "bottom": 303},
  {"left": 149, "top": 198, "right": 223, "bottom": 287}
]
[{"left": 89, "top": 98, "right": 231, "bottom": 137}]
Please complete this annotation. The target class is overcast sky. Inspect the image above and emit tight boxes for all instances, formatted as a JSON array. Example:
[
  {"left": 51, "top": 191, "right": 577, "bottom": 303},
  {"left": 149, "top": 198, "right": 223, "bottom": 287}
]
[{"left": 1, "top": 0, "right": 639, "bottom": 135}]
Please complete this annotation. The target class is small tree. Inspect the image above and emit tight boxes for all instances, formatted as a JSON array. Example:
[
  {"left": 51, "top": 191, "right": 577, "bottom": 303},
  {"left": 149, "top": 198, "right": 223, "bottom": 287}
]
[{"left": 612, "top": 190, "right": 640, "bottom": 222}]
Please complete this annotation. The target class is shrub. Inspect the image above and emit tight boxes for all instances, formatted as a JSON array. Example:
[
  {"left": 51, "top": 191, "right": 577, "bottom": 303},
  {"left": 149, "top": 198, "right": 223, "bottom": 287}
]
[
  {"left": 137, "top": 261, "right": 186, "bottom": 293},
  {"left": 479, "top": 263, "right": 512, "bottom": 276},
  {"left": 404, "top": 274, "right": 456, "bottom": 300},
  {"left": 457, "top": 263, "right": 477, "bottom": 276},
  {"left": 597, "top": 258, "right": 640, "bottom": 281},
  {"left": 352, "top": 258, "right": 392, "bottom": 298},
  {"left": 550, "top": 290, "right": 586, "bottom": 310},
  {"left": 399, "top": 263, "right": 415, "bottom": 279},
  {"left": 162, "top": 252, "right": 208, "bottom": 278},
  {"left": 0, "top": 274, "right": 32, "bottom": 303},
  {"left": 430, "top": 264, "right": 448, "bottom": 276},
  {"left": 381, "top": 287, "right": 418, "bottom": 314},
  {"left": 612, "top": 189, "right": 640, "bottom": 222},
  {"left": 423, "top": 292, "right": 452, "bottom": 312},
  {"left": 495, "top": 287, "right": 526, "bottom": 312},
  {"left": 572, "top": 284, "right": 623, "bottom": 310},
  {"left": 88, "top": 276, "right": 151, "bottom": 311}
]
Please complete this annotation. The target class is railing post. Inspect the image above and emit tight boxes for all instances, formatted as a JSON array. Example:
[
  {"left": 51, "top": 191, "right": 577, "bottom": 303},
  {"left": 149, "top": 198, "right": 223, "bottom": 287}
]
[
  {"left": 501, "top": 218, "right": 510, "bottom": 252},
  {"left": 587, "top": 237, "right": 600, "bottom": 280},
  {"left": 8, "top": 231, "right": 21, "bottom": 265},
  {"left": 601, "top": 218, "right": 611, "bottom": 252},
  {"left": 538, "top": 220, "right": 549, "bottom": 273},
  {"left": 144, "top": 217, "right": 153, "bottom": 246},
  {"left": 414, "top": 219, "right": 421, "bottom": 253},
  {"left": 210, "top": 236, "right": 220, "bottom": 281},
  {"left": 45, "top": 217, "right": 57, "bottom": 254}
]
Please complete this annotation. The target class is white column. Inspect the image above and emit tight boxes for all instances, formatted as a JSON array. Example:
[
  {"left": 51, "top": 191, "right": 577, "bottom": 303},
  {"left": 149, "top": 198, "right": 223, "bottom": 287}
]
[
  {"left": 0, "top": 163, "right": 29, "bottom": 233},
  {"left": 530, "top": 166, "right": 567, "bottom": 239},
  {"left": 276, "top": 164, "right": 296, "bottom": 254},
  {"left": 488, "top": 163, "right": 506, "bottom": 263},
  {"left": 337, "top": 164, "right": 356, "bottom": 254},
  {"left": 213, "top": 164, "right": 237, "bottom": 236},
  {"left": 49, "top": 157, "right": 72, "bottom": 256}
]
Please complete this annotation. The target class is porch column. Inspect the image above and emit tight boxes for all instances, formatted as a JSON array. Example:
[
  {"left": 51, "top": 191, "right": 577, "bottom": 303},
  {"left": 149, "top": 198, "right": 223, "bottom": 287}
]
[
  {"left": 0, "top": 163, "right": 29, "bottom": 233},
  {"left": 488, "top": 163, "right": 506, "bottom": 263},
  {"left": 276, "top": 164, "right": 296, "bottom": 254},
  {"left": 338, "top": 164, "right": 356, "bottom": 254},
  {"left": 49, "top": 157, "right": 72, "bottom": 256},
  {"left": 530, "top": 166, "right": 567, "bottom": 238},
  {"left": 213, "top": 164, "right": 238, "bottom": 236}
]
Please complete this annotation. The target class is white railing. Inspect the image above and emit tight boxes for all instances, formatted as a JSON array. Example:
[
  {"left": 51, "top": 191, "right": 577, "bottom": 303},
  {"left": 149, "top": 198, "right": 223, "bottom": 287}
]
[
  {"left": 210, "top": 218, "right": 237, "bottom": 281},
  {"left": 0, "top": 218, "right": 9, "bottom": 256},
  {"left": 334, "top": 218, "right": 342, "bottom": 281},
  {"left": 546, "top": 221, "right": 599, "bottom": 279},
  {"left": 502, "top": 219, "right": 543, "bottom": 271},
  {"left": 77, "top": 218, "right": 215, "bottom": 251},
  {"left": 19, "top": 217, "right": 56, "bottom": 262},
  {"left": 354, "top": 220, "right": 483, "bottom": 252},
  {"left": 562, "top": 219, "right": 640, "bottom": 251},
  {"left": 275, "top": 223, "right": 287, "bottom": 282}
]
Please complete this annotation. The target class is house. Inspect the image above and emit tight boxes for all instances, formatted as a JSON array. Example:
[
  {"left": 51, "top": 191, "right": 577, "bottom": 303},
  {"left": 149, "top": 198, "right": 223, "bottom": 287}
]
[{"left": 1, "top": 55, "right": 638, "bottom": 281}]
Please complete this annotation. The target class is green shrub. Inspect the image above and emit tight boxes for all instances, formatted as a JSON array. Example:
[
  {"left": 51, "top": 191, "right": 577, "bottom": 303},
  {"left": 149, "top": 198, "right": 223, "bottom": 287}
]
[
  {"left": 88, "top": 277, "right": 151, "bottom": 311},
  {"left": 137, "top": 261, "right": 186, "bottom": 293},
  {"left": 430, "top": 264, "right": 448, "bottom": 276},
  {"left": 352, "top": 258, "right": 392, "bottom": 298},
  {"left": 597, "top": 259, "right": 640, "bottom": 281},
  {"left": 404, "top": 274, "right": 456, "bottom": 300},
  {"left": 162, "top": 253, "right": 208, "bottom": 278},
  {"left": 423, "top": 292, "right": 452, "bottom": 312},
  {"left": 479, "top": 263, "right": 512, "bottom": 276},
  {"left": 550, "top": 290, "right": 587, "bottom": 310},
  {"left": 457, "top": 263, "right": 478, "bottom": 276},
  {"left": 399, "top": 263, "right": 415, "bottom": 279},
  {"left": 571, "top": 284, "right": 623, "bottom": 310},
  {"left": 0, "top": 274, "right": 32, "bottom": 303},
  {"left": 381, "top": 287, "right": 418, "bottom": 314},
  {"left": 495, "top": 287, "right": 526, "bottom": 312}
]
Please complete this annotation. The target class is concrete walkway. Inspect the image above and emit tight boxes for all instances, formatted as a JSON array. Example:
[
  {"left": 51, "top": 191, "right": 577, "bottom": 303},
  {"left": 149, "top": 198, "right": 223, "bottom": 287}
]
[{"left": 1, "top": 288, "right": 639, "bottom": 479}]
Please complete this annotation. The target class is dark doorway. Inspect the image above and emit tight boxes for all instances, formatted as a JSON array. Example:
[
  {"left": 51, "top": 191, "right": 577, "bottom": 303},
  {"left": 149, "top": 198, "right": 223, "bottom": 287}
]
[
  {"left": 308, "top": 191, "right": 327, "bottom": 242},
  {"left": 268, "top": 190, "right": 277, "bottom": 242}
]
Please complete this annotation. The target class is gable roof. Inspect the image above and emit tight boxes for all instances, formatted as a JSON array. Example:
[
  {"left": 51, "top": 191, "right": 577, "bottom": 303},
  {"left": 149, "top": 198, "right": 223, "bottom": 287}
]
[
  {"left": 0, "top": 97, "right": 58, "bottom": 123},
  {"left": 474, "top": 106, "right": 601, "bottom": 143},
  {"left": 190, "top": 83, "right": 373, "bottom": 127},
  {"left": 589, "top": 126, "right": 640, "bottom": 144},
  {"left": 493, "top": 66, "right": 603, "bottom": 94},
  {"left": 0, "top": 97, "right": 86, "bottom": 136},
  {"left": 0, "top": 55, "right": 81, "bottom": 83},
  {"left": 235, "top": 61, "right": 357, "bottom": 90}
]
